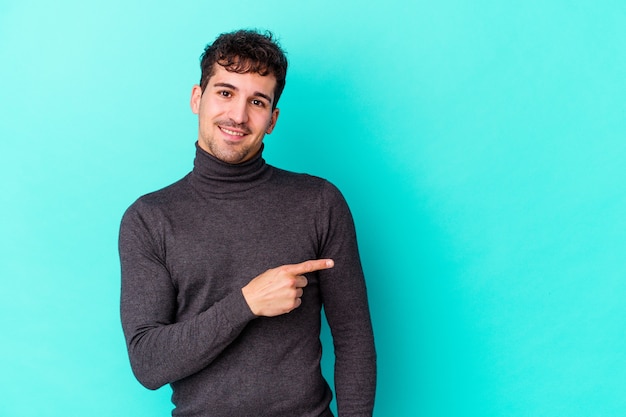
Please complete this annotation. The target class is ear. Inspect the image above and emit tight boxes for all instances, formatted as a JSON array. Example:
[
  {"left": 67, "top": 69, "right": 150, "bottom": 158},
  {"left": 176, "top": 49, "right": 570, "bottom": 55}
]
[
  {"left": 266, "top": 108, "right": 280, "bottom": 134},
  {"left": 190, "top": 85, "right": 202, "bottom": 114}
]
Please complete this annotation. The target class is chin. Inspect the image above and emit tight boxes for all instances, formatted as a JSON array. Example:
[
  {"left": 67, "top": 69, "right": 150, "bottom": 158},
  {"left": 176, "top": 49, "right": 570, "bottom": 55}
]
[{"left": 216, "top": 149, "right": 250, "bottom": 164}]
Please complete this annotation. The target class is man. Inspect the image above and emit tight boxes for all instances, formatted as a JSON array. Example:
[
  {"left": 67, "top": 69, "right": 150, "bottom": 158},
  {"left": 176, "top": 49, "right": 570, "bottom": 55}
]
[{"left": 119, "top": 29, "right": 376, "bottom": 417}]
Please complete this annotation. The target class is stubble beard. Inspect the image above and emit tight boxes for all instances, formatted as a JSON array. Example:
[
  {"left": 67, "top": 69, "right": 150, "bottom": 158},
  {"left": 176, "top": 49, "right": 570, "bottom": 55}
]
[
  {"left": 199, "top": 119, "right": 264, "bottom": 164},
  {"left": 202, "top": 125, "right": 259, "bottom": 165},
  {"left": 205, "top": 120, "right": 266, "bottom": 165},
  {"left": 206, "top": 139, "right": 253, "bottom": 165}
]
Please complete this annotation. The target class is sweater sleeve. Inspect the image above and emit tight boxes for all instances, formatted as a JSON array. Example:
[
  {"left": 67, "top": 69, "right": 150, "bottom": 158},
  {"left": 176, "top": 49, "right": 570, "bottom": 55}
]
[
  {"left": 118, "top": 201, "right": 256, "bottom": 390},
  {"left": 317, "top": 182, "right": 377, "bottom": 417}
]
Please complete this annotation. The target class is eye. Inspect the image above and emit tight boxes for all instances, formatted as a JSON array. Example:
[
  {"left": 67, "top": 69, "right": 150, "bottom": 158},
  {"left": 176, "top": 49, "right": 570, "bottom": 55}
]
[
  {"left": 218, "top": 90, "right": 232, "bottom": 98},
  {"left": 251, "top": 99, "right": 266, "bottom": 107}
]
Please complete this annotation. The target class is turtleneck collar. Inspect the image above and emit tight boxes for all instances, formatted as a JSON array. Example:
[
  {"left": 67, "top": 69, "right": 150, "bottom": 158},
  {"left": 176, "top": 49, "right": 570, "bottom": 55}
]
[{"left": 188, "top": 142, "right": 272, "bottom": 195}]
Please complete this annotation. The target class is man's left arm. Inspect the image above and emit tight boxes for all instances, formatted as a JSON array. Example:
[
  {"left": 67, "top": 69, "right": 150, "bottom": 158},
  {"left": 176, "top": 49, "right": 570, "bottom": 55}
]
[{"left": 317, "top": 181, "right": 377, "bottom": 417}]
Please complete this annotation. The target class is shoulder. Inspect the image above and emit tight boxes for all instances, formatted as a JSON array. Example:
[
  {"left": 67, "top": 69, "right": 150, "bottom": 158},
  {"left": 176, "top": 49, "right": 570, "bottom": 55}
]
[
  {"left": 121, "top": 175, "right": 191, "bottom": 223},
  {"left": 268, "top": 166, "right": 350, "bottom": 209},
  {"left": 270, "top": 167, "right": 342, "bottom": 194}
]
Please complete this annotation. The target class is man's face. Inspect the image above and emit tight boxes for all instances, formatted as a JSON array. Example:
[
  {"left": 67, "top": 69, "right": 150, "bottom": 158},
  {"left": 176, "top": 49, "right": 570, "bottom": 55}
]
[{"left": 190, "top": 64, "right": 279, "bottom": 164}]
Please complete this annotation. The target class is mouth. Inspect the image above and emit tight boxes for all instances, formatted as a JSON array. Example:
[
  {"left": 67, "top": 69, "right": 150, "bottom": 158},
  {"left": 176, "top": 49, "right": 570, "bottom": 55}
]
[{"left": 219, "top": 125, "right": 248, "bottom": 138}]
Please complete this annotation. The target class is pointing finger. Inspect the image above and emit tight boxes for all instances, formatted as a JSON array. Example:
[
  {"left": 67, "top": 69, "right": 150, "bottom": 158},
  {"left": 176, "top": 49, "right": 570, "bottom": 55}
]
[{"left": 286, "top": 259, "right": 334, "bottom": 275}]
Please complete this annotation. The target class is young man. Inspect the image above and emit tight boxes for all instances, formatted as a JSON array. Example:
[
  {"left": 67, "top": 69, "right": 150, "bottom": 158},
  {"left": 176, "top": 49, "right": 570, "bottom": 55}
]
[{"left": 119, "top": 29, "right": 376, "bottom": 417}]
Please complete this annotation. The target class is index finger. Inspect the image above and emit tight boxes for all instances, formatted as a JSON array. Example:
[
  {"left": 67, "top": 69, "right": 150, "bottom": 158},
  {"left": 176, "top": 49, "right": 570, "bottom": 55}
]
[{"left": 286, "top": 259, "right": 335, "bottom": 275}]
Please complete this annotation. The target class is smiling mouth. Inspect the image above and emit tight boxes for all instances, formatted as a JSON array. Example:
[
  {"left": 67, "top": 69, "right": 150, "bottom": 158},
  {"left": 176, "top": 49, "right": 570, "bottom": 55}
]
[{"left": 219, "top": 126, "right": 248, "bottom": 137}]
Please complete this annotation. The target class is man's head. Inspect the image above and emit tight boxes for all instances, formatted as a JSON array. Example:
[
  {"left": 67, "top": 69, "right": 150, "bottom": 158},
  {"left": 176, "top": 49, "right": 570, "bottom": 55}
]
[
  {"left": 190, "top": 29, "right": 289, "bottom": 164},
  {"left": 199, "top": 30, "right": 288, "bottom": 110}
]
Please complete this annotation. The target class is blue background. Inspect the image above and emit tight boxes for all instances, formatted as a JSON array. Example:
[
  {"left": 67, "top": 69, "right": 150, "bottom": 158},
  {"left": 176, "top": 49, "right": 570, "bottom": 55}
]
[{"left": 1, "top": 1, "right": 625, "bottom": 416}]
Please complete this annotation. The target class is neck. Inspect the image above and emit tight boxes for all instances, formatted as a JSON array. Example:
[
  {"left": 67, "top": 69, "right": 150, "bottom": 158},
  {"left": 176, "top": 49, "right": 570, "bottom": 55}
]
[{"left": 188, "top": 142, "right": 272, "bottom": 195}]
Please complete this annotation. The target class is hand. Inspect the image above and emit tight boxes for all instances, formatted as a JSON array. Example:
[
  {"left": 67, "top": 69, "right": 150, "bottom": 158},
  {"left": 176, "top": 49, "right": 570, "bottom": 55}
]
[{"left": 242, "top": 259, "right": 334, "bottom": 317}]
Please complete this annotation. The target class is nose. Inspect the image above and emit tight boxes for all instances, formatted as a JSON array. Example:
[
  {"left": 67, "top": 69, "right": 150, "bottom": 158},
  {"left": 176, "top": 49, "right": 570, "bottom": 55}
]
[{"left": 227, "top": 98, "right": 249, "bottom": 125}]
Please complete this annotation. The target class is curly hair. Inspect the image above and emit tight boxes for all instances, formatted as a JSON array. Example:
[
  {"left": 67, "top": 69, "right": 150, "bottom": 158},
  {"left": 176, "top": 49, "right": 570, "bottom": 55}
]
[{"left": 199, "top": 29, "right": 288, "bottom": 110}]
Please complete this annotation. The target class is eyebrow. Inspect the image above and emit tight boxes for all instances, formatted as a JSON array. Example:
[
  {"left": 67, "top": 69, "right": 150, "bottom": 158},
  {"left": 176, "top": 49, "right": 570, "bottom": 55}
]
[{"left": 213, "top": 82, "right": 273, "bottom": 104}]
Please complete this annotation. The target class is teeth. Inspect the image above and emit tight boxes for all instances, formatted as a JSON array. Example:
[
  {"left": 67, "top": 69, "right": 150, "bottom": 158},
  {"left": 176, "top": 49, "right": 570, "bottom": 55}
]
[{"left": 221, "top": 127, "right": 244, "bottom": 136}]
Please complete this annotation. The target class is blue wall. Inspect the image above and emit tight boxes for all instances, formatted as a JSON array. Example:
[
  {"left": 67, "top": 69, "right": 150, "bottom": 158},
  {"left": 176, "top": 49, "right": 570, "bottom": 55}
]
[{"left": 1, "top": 1, "right": 625, "bottom": 415}]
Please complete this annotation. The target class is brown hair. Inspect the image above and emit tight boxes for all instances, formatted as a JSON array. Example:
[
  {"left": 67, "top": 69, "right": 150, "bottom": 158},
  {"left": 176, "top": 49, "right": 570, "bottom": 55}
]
[{"left": 199, "top": 29, "right": 288, "bottom": 109}]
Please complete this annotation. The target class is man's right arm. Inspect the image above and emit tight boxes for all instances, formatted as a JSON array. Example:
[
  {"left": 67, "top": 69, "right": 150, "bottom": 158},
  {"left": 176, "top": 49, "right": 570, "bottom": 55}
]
[
  {"left": 118, "top": 204, "right": 256, "bottom": 390},
  {"left": 119, "top": 203, "right": 334, "bottom": 390}
]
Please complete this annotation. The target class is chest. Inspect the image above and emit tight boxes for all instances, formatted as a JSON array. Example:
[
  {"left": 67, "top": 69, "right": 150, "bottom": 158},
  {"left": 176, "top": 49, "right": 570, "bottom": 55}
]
[{"left": 160, "top": 196, "right": 323, "bottom": 315}]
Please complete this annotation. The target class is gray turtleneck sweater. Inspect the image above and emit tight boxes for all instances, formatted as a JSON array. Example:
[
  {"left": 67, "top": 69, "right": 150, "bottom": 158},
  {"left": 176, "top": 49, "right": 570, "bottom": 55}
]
[{"left": 119, "top": 144, "right": 376, "bottom": 417}]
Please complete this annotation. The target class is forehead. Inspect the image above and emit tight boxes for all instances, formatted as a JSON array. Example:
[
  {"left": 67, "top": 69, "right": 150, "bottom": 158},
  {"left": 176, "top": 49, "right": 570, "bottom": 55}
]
[{"left": 209, "top": 65, "right": 277, "bottom": 97}]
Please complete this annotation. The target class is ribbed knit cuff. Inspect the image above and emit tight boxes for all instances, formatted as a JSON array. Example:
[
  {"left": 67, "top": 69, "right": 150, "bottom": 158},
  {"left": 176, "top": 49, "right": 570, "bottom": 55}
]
[{"left": 219, "top": 289, "right": 257, "bottom": 332}]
